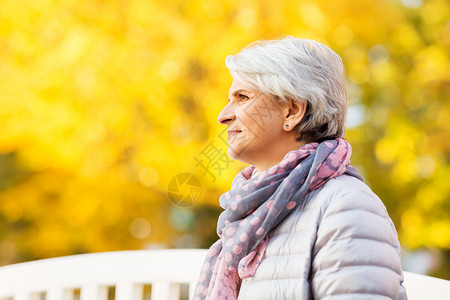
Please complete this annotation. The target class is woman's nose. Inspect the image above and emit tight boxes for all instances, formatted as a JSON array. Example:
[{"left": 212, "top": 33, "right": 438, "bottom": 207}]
[{"left": 217, "top": 103, "right": 235, "bottom": 125}]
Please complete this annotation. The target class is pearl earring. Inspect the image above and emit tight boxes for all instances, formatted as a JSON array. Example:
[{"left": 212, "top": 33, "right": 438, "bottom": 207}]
[{"left": 285, "top": 124, "right": 289, "bottom": 129}]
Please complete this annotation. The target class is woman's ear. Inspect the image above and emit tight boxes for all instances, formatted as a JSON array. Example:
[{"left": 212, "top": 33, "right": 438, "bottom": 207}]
[{"left": 283, "top": 99, "right": 307, "bottom": 131}]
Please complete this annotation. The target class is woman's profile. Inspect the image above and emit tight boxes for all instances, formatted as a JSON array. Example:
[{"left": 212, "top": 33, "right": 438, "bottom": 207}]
[{"left": 194, "top": 36, "right": 406, "bottom": 300}]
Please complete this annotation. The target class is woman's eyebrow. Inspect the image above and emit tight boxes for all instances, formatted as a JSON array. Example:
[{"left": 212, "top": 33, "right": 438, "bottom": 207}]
[
  {"left": 228, "top": 89, "right": 252, "bottom": 101},
  {"left": 231, "top": 89, "right": 250, "bottom": 96}
]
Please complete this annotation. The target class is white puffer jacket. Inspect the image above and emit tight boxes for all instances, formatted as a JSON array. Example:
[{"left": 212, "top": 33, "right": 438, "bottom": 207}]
[{"left": 238, "top": 175, "right": 407, "bottom": 300}]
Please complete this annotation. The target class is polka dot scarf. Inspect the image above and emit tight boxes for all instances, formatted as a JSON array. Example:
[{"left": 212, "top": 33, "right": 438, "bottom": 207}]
[{"left": 194, "top": 139, "right": 362, "bottom": 300}]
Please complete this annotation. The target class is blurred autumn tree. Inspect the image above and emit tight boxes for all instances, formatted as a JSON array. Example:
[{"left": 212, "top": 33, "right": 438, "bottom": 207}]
[{"left": 0, "top": 0, "right": 449, "bottom": 278}]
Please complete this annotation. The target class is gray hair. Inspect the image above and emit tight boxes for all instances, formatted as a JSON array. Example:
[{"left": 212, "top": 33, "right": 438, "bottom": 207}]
[{"left": 225, "top": 36, "right": 347, "bottom": 143}]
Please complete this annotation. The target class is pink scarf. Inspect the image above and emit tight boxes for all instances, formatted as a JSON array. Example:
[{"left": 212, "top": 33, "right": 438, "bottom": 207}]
[{"left": 194, "top": 139, "right": 362, "bottom": 300}]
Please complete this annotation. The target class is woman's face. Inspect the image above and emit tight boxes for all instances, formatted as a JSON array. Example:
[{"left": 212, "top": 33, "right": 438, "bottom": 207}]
[{"left": 217, "top": 79, "right": 287, "bottom": 167}]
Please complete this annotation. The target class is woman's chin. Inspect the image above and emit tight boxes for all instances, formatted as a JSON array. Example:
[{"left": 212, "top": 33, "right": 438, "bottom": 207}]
[
  {"left": 228, "top": 147, "right": 255, "bottom": 166},
  {"left": 227, "top": 147, "right": 240, "bottom": 161}
]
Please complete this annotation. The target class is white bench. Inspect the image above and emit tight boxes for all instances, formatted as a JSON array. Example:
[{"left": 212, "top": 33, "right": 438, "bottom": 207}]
[
  {"left": 0, "top": 249, "right": 449, "bottom": 300},
  {"left": 403, "top": 271, "right": 450, "bottom": 300},
  {"left": 0, "top": 249, "right": 207, "bottom": 300}
]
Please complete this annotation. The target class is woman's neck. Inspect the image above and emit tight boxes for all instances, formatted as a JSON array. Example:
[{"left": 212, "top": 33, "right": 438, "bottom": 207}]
[{"left": 253, "top": 138, "right": 306, "bottom": 173}]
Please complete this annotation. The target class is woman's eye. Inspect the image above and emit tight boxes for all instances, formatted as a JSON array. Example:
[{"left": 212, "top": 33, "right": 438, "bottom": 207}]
[{"left": 239, "top": 94, "right": 249, "bottom": 101}]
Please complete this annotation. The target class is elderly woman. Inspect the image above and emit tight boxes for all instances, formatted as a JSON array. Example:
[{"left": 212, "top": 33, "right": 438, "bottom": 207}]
[{"left": 194, "top": 37, "right": 406, "bottom": 300}]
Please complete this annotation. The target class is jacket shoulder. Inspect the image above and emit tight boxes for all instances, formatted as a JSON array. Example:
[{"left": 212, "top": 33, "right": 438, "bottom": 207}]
[
  {"left": 311, "top": 175, "right": 391, "bottom": 217},
  {"left": 311, "top": 174, "right": 401, "bottom": 251}
]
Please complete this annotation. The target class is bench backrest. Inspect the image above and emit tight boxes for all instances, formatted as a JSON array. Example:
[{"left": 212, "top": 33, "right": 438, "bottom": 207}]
[
  {"left": 1, "top": 249, "right": 449, "bottom": 300},
  {"left": 0, "top": 249, "right": 207, "bottom": 300}
]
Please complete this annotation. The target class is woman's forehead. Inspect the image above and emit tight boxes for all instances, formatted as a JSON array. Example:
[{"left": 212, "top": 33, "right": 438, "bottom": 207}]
[{"left": 228, "top": 79, "right": 256, "bottom": 95}]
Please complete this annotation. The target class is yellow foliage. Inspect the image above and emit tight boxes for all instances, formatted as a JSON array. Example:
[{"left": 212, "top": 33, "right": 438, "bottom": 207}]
[{"left": 0, "top": 0, "right": 449, "bottom": 267}]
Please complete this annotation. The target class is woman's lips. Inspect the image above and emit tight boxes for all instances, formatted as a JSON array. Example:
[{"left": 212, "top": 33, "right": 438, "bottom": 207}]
[{"left": 227, "top": 130, "right": 242, "bottom": 139}]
